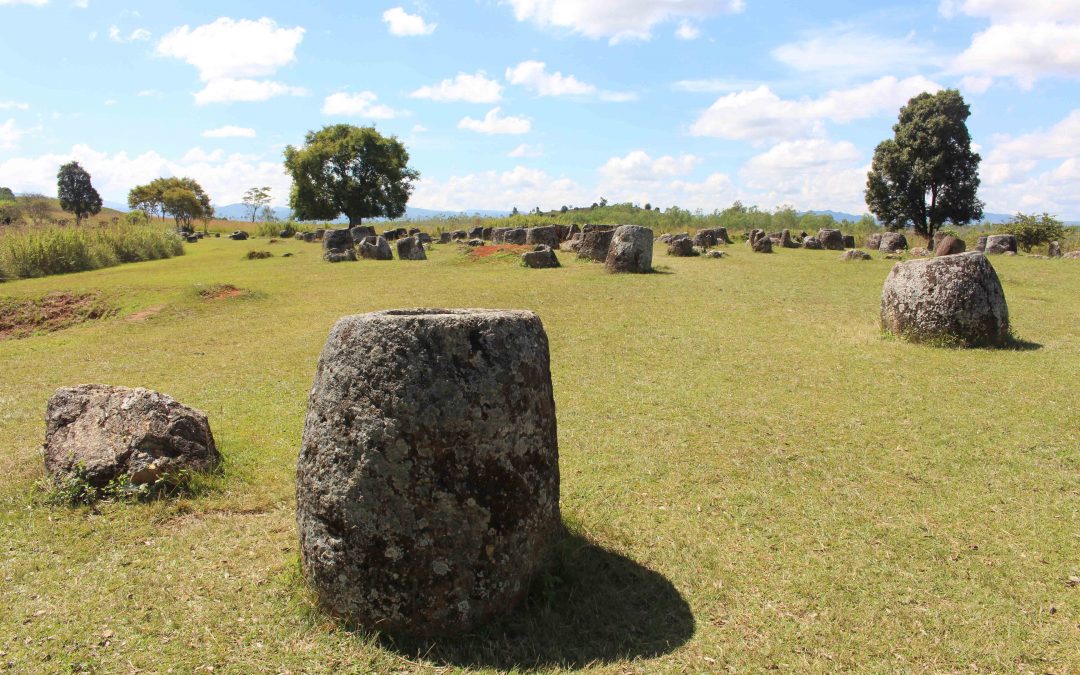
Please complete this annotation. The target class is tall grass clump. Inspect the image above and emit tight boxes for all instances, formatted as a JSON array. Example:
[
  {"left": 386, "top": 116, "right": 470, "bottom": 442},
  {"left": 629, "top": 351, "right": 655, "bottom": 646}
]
[
  {"left": 255, "top": 220, "right": 312, "bottom": 238},
  {"left": 0, "top": 221, "right": 183, "bottom": 280}
]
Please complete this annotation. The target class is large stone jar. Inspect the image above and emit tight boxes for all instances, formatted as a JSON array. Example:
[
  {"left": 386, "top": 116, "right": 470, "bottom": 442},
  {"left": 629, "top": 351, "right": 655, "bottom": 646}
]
[
  {"left": 880, "top": 252, "right": 1010, "bottom": 347},
  {"left": 296, "top": 308, "right": 561, "bottom": 636}
]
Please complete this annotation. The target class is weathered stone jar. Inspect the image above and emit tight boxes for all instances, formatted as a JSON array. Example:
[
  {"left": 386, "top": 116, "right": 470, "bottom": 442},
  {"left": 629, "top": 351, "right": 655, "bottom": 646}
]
[
  {"left": 880, "top": 252, "right": 1010, "bottom": 347},
  {"left": 296, "top": 308, "right": 561, "bottom": 636}
]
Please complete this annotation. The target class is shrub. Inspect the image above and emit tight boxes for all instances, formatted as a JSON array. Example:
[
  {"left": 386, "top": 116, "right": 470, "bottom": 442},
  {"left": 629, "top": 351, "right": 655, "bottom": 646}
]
[
  {"left": 256, "top": 220, "right": 310, "bottom": 238},
  {"left": 0, "top": 221, "right": 184, "bottom": 279},
  {"left": 999, "top": 213, "right": 1066, "bottom": 252}
]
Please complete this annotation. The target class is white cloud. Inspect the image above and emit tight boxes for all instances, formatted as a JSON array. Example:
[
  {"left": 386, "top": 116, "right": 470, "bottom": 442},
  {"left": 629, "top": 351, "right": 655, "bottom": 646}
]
[
  {"left": 736, "top": 139, "right": 869, "bottom": 213},
  {"left": 411, "top": 124, "right": 428, "bottom": 133},
  {"left": 690, "top": 76, "right": 943, "bottom": 142},
  {"left": 0, "top": 101, "right": 29, "bottom": 110},
  {"left": 773, "top": 26, "right": 942, "bottom": 79},
  {"left": 157, "top": 17, "right": 304, "bottom": 80},
  {"left": 672, "top": 78, "right": 757, "bottom": 93},
  {"left": 193, "top": 78, "right": 306, "bottom": 105},
  {"left": 413, "top": 165, "right": 590, "bottom": 211},
  {"left": 944, "top": 0, "right": 1080, "bottom": 89},
  {"left": 952, "top": 22, "right": 1080, "bottom": 89},
  {"left": 504, "top": 0, "right": 745, "bottom": 44},
  {"left": 157, "top": 17, "right": 305, "bottom": 105},
  {"left": 506, "top": 60, "right": 595, "bottom": 96},
  {"left": 202, "top": 125, "right": 256, "bottom": 138},
  {"left": 0, "top": 0, "right": 48, "bottom": 5},
  {"left": 73, "top": 0, "right": 87, "bottom": 7},
  {"left": 182, "top": 147, "right": 225, "bottom": 163},
  {"left": 458, "top": 107, "right": 531, "bottom": 134},
  {"left": 599, "top": 150, "right": 701, "bottom": 182},
  {"left": 322, "top": 91, "right": 401, "bottom": 118},
  {"left": 109, "top": 25, "right": 150, "bottom": 42},
  {"left": 104, "top": 99, "right": 117, "bottom": 106},
  {"left": 599, "top": 90, "right": 639, "bottom": 102},
  {"left": 940, "top": 0, "right": 1080, "bottom": 21},
  {"left": 136, "top": 89, "right": 162, "bottom": 98},
  {"left": 982, "top": 109, "right": 1080, "bottom": 185},
  {"left": 961, "top": 75, "right": 994, "bottom": 94},
  {"left": 382, "top": 7, "right": 436, "bottom": 36},
  {"left": 410, "top": 72, "right": 502, "bottom": 103},
  {"left": 675, "top": 20, "right": 701, "bottom": 40},
  {"left": 0, "top": 119, "right": 25, "bottom": 149},
  {"left": 508, "top": 143, "right": 543, "bottom": 158},
  {"left": 0, "top": 144, "right": 291, "bottom": 206}
]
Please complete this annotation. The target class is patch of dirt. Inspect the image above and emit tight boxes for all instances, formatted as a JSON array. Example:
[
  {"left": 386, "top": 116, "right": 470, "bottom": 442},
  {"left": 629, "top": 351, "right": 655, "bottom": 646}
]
[
  {"left": 198, "top": 284, "right": 247, "bottom": 300},
  {"left": 0, "top": 292, "right": 115, "bottom": 340},
  {"left": 126, "top": 305, "right": 165, "bottom": 322},
  {"left": 469, "top": 244, "right": 532, "bottom": 259}
]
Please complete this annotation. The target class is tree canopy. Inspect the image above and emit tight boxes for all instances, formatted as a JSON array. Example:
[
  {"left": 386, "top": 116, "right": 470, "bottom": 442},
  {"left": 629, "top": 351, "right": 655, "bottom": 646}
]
[
  {"left": 865, "top": 89, "right": 983, "bottom": 244},
  {"left": 57, "top": 161, "right": 103, "bottom": 225},
  {"left": 0, "top": 187, "right": 15, "bottom": 202},
  {"left": 283, "top": 124, "right": 419, "bottom": 226},
  {"left": 128, "top": 177, "right": 212, "bottom": 230}
]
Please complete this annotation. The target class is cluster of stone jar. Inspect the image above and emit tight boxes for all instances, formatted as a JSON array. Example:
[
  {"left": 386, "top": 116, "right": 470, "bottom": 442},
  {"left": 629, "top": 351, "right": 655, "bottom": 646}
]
[{"left": 40, "top": 247, "right": 1011, "bottom": 637}]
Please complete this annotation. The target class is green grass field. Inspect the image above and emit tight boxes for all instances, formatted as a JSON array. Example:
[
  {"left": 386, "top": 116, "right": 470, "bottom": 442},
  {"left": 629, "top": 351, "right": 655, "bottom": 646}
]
[{"left": 1, "top": 236, "right": 1078, "bottom": 673}]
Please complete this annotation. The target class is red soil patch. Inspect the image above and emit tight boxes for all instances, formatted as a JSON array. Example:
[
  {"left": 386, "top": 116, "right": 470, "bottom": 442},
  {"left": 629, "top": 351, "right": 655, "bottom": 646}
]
[
  {"left": 198, "top": 284, "right": 246, "bottom": 300},
  {"left": 469, "top": 244, "right": 532, "bottom": 259},
  {"left": 0, "top": 292, "right": 114, "bottom": 340},
  {"left": 126, "top": 305, "right": 165, "bottom": 322}
]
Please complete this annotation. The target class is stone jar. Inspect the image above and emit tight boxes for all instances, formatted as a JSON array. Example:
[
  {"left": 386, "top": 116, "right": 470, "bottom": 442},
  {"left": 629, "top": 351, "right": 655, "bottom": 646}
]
[
  {"left": 296, "top": 309, "right": 561, "bottom": 636},
  {"left": 880, "top": 252, "right": 1010, "bottom": 347},
  {"left": 605, "top": 225, "right": 653, "bottom": 273}
]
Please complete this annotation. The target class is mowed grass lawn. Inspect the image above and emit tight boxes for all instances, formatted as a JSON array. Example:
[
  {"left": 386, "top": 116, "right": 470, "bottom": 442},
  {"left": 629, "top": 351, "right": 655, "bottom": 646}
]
[{"left": 1, "top": 235, "right": 1078, "bottom": 673}]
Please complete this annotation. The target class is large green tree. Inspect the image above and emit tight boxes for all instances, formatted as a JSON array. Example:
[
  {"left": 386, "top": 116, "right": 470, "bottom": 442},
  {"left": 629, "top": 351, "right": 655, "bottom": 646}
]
[
  {"left": 57, "top": 161, "right": 103, "bottom": 225},
  {"left": 865, "top": 89, "right": 983, "bottom": 246},
  {"left": 128, "top": 177, "right": 212, "bottom": 230},
  {"left": 283, "top": 125, "right": 419, "bottom": 226}
]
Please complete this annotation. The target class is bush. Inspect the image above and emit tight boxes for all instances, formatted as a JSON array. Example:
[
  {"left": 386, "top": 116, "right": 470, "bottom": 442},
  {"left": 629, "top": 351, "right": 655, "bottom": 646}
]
[
  {"left": 999, "top": 213, "right": 1066, "bottom": 252},
  {"left": 0, "top": 221, "right": 184, "bottom": 279},
  {"left": 256, "top": 220, "right": 310, "bottom": 238}
]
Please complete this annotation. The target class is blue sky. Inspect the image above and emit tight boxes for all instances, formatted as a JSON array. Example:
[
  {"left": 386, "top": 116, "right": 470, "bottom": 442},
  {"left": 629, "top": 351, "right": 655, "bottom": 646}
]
[{"left": 1, "top": 0, "right": 1078, "bottom": 218}]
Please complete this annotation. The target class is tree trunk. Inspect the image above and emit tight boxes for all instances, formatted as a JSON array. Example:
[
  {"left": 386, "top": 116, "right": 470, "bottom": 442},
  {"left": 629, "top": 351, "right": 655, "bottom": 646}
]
[{"left": 347, "top": 214, "right": 361, "bottom": 228}]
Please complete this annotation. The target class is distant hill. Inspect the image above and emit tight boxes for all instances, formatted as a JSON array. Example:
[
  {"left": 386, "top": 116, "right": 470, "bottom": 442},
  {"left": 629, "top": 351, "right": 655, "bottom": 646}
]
[{"left": 208, "top": 203, "right": 510, "bottom": 223}]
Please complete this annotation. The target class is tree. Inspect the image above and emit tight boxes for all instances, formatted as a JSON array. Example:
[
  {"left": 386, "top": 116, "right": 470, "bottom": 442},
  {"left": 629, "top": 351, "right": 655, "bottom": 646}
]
[
  {"left": 259, "top": 205, "right": 278, "bottom": 222},
  {"left": 57, "top": 161, "right": 103, "bottom": 225},
  {"left": 21, "top": 193, "right": 52, "bottom": 226},
  {"left": 128, "top": 177, "right": 212, "bottom": 230},
  {"left": 0, "top": 187, "right": 15, "bottom": 202},
  {"left": 1000, "top": 212, "right": 1066, "bottom": 252},
  {"left": 128, "top": 182, "right": 166, "bottom": 221},
  {"left": 865, "top": 89, "right": 983, "bottom": 246},
  {"left": 243, "top": 186, "right": 272, "bottom": 222},
  {"left": 283, "top": 125, "right": 418, "bottom": 227}
]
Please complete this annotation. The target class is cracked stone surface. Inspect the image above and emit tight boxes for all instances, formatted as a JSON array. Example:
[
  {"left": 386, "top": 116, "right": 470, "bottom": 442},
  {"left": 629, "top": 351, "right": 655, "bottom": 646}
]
[
  {"left": 878, "top": 232, "right": 908, "bottom": 253},
  {"left": 296, "top": 309, "right": 561, "bottom": 636},
  {"left": 44, "top": 384, "right": 219, "bottom": 488},
  {"left": 522, "top": 245, "right": 560, "bottom": 268},
  {"left": 576, "top": 228, "right": 614, "bottom": 262},
  {"left": 525, "top": 226, "right": 560, "bottom": 249},
  {"left": 880, "top": 252, "right": 1010, "bottom": 347},
  {"left": 605, "top": 225, "right": 653, "bottom": 273},
  {"left": 396, "top": 236, "right": 427, "bottom": 261}
]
